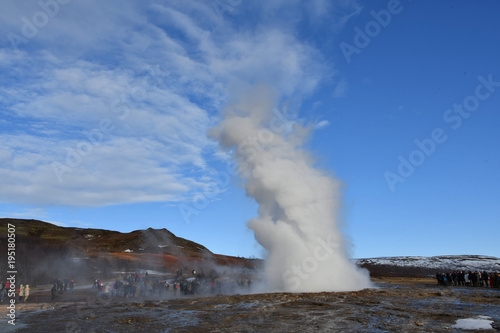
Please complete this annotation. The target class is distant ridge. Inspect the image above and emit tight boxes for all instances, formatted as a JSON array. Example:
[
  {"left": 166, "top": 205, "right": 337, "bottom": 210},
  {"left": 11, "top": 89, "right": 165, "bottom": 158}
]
[
  {"left": 0, "top": 218, "right": 215, "bottom": 256},
  {"left": 0, "top": 218, "right": 259, "bottom": 285},
  {"left": 356, "top": 255, "right": 500, "bottom": 278}
]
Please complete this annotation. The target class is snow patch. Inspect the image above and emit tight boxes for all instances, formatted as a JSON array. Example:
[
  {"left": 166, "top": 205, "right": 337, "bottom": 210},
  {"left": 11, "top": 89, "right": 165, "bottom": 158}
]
[
  {"left": 123, "top": 249, "right": 133, "bottom": 253},
  {"left": 452, "top": 316, "right": 494, "bottom": 330}
]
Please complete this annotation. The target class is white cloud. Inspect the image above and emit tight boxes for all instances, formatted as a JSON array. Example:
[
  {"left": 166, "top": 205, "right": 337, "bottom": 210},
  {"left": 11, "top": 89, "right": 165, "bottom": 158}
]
[
  {"left": 0, "top": 0, "right": 356, "bottom": 207},
  {"left": 315, "top": 120, "right": 330, "bottom": 130},
  {"left": 0, "top": 207, "right": 48, "bottom": 221},
  {"left": 333, "top": 80, "right": 348, "bottom": 98}
]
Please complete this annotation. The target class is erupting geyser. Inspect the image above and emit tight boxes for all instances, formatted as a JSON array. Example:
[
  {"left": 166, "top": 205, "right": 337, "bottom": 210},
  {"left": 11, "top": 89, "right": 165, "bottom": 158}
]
[{"left": 211, "top": 86, "right": 372, "bottom": 292}]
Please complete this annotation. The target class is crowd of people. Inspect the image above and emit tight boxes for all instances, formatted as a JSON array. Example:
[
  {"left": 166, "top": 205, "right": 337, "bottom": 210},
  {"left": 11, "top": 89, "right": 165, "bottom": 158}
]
[
  {"left": 436, "top": 271, "right": 500, "bottom": 287},
  {"left": 50, "top": 277, "right": 75, "bottom": 300},
  {"left": 92, "top": 270, "right": 253, "bottom": 300},
  {"left": 1, "top": 268, "right": 253, "bottom": 303}
]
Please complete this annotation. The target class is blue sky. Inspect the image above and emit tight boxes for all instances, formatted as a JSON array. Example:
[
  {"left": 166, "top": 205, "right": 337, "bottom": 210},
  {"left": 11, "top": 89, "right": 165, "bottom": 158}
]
[{"left": 1, "top": 0, "right": 499, "bottom": 259}]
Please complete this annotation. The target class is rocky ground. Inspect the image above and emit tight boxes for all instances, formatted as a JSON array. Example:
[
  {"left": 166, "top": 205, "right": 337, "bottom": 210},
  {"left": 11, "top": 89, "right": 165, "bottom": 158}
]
[{"left": 2, "top": 278, "right": 500, "bottom": 332}]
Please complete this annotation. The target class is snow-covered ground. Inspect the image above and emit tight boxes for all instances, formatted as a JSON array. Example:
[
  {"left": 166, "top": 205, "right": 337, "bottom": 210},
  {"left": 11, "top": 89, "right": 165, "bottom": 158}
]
[
  {"left": 355, "top": 255, "right": 500, "bottom": 271},
  {"left": 452, "top": 316, "right": 494, "bottom": 330}
]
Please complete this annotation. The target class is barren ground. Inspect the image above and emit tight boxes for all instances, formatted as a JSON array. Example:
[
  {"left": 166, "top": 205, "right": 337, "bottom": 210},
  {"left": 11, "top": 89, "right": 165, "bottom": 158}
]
[{"left": 2, "top": 278, "right": 500, "bottom": 332}]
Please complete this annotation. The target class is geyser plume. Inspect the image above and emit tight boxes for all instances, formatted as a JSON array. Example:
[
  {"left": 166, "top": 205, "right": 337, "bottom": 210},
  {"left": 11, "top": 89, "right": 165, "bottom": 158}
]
[{"left": 211, "top": 86, "right": 371, "bottom": 292}]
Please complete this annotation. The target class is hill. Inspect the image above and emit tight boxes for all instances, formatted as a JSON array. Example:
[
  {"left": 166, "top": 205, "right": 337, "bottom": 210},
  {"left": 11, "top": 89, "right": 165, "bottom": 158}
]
[
  {"left": 356, "top": 255, "right": 500, "bottom": 278},
  {"left": 0, "top": 218, "right": 259, "bottom": 286}
]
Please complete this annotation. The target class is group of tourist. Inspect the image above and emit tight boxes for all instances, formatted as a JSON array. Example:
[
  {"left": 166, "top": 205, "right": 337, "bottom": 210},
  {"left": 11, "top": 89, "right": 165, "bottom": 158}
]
[
  {"left": 50, "top": 277, "right": 76, "bottom": 300},
  {"left": 1, "top": 269, "right": 248, "bottom": 303},
  {"left": 436, "top": 271, "right": 500, "bottom": 287},
  {"left": 0, "top": 281, "right": 30, "bottom": 302},
  {"left": 92, "top": 270, "right": 253, "bottom": 300}
]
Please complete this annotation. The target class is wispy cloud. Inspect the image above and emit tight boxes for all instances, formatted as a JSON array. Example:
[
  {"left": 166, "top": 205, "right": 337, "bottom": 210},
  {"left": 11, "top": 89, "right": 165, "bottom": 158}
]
[
  {"left": 315, "top": 120, "right": 330, "bottom": 130},
  {"left": 0, "top": 207, "right": 49, "bottom": 221},
  {"left": 0, "top": 0, "right": 358, "bottom": 207},
  {"left": 333, "top": 80, "right": 348, "bottom": 98}
]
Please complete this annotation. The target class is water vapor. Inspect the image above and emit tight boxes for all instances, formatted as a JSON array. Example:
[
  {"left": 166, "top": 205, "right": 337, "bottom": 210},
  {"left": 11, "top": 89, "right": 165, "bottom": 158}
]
[{"left": 211, "top": 86, "right": 371, "bottom": 292}]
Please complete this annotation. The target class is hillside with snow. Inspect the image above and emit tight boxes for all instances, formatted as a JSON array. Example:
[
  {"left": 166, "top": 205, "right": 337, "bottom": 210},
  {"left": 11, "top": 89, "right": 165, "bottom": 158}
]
[{"left": 355, "top": 255, "right": 500, "bottom": 277}]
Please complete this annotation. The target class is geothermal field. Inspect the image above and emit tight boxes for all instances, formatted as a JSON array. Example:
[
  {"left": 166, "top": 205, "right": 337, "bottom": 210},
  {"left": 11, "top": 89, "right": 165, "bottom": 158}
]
[{"left": 3, "top": 277, "right": 500, "bottom": 332}]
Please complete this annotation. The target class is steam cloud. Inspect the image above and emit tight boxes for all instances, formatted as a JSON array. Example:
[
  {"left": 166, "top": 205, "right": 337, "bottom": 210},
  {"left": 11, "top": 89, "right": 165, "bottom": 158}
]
[{"left": 211, "top": 86, "right": 372, "bottom": 292}]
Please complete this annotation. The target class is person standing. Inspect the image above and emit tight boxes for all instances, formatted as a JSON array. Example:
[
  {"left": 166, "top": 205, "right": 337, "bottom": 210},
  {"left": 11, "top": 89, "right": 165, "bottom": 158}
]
[
  {"left": 24, "top": 285, "right": 30, "bottom": 302},
  {"left": 18, "top": 284, "right": 25, "bottom": 302},
  {"left": 0, "top": 282, "right": 6, "bottom": 302},
  {"left": 4, "top": 282, "right": 10, "bottom": 301},
  {"left": 51, "top": 283, "right": 57, "bottom": 301},
  {"left": 69, "top": 280, "right": 74, "bottom": 294},
  {"left": 483, "top": 271, "right": 489, "bottom": 288}
]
